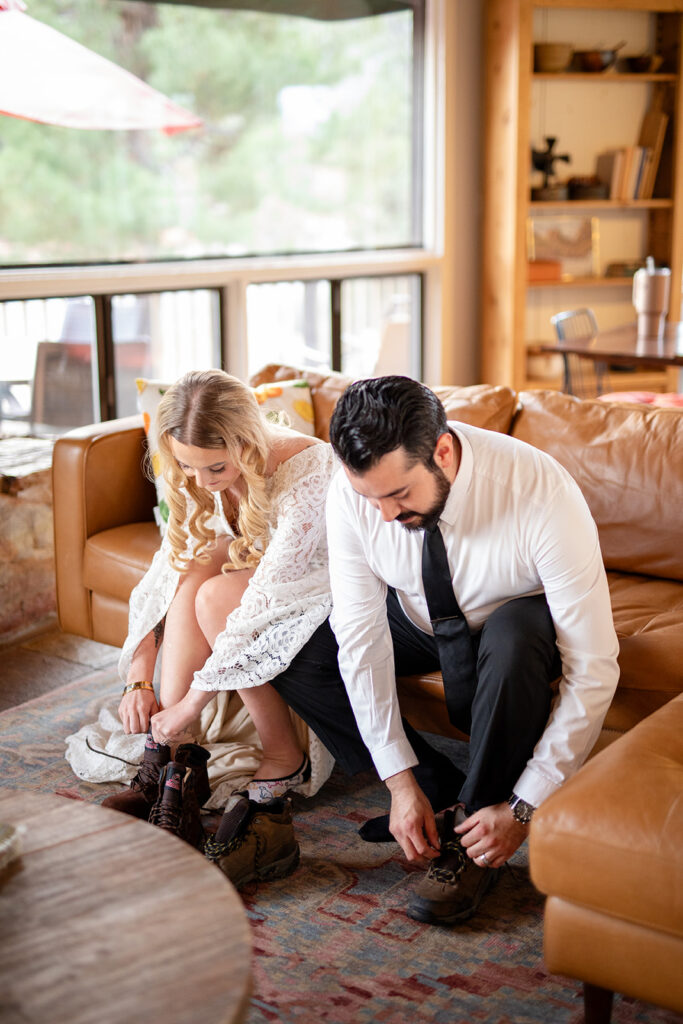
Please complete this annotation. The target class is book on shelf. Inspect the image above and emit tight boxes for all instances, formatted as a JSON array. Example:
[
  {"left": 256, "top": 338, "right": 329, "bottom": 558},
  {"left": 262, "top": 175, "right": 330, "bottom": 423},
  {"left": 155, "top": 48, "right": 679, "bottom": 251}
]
[
  {"left": 637, "top": 105, "right": 669, "bottom": 199},
  {"left": 630, "top": 146, "right": 653, "bottom": 199},
  {"left": 595, "top": 149, "right": 624, "bottom": 199},
  {"left": 618, "top": 146, "right": 640, "bottom": 200},
  {"left": 635, "top": 148, "right": 654, "bottom": 199},
  {"left": 595, "top": 140, "right": 663, "bottom": 201}
]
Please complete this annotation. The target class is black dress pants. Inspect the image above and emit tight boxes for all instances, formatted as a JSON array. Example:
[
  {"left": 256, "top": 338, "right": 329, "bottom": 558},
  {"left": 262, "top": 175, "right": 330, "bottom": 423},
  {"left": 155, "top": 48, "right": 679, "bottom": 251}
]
[{"left": 272, "top": 590, "right": 559, "bottom": 813}]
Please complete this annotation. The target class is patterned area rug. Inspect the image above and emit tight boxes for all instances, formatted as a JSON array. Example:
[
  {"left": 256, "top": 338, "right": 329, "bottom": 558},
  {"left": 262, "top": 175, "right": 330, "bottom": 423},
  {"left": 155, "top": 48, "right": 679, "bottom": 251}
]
[{"left": 0, "top": 672, "right": 680, "bottom": 1024}]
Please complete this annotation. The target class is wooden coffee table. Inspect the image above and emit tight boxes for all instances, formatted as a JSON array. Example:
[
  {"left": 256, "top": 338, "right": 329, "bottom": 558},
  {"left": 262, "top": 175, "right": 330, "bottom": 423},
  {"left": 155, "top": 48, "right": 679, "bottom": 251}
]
[{"left": 0, "top": 790, "right": 252, "bottom": 1024}]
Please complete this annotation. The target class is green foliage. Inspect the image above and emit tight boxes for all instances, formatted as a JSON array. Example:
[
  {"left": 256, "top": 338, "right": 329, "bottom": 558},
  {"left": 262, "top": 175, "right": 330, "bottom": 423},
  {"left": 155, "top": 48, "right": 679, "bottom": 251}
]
[{"left": 0, "top": 0, "right": 414, "bottom": 264}]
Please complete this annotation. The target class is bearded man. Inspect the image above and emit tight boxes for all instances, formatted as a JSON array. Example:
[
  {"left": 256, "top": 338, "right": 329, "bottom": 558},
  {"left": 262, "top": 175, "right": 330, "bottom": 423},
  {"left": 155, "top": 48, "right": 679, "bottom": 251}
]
[{"left": 273, "top": 376, "right": 619, "bottom": 925}]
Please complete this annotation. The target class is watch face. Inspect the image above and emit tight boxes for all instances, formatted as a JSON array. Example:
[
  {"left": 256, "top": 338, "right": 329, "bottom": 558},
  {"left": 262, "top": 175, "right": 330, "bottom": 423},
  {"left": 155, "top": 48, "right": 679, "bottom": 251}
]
[
  {"left": 509, "top": 795, "right": 534, "bottom": 823},
  {"left": 514, "top": 800, "right": 534, "bottom": 823}
]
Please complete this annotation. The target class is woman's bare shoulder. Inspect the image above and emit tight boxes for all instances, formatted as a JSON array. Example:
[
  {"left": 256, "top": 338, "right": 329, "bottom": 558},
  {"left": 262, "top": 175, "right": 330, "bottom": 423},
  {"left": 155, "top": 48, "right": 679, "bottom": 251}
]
[{"left": 267, "top": 431, "right": 324, "bottom": 474}]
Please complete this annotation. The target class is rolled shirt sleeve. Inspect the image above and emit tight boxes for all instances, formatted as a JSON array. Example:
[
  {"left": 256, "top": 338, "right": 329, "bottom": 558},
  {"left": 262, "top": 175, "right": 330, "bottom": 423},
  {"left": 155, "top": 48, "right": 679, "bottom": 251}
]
[{"left": 327, "top": 472, "right": 418, "bottom": 779}]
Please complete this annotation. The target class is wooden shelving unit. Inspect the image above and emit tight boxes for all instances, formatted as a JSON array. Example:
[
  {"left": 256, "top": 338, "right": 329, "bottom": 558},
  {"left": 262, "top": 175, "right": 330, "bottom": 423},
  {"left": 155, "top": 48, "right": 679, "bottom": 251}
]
[
  {"left": 529, "top": 199, "right": 673, "bottom": 209},
  {"left": 481, "top": 0, "right": 683, "bottom": 393},
  {"left": 529, "top": 276, "right": 638, "bottom": 288}
]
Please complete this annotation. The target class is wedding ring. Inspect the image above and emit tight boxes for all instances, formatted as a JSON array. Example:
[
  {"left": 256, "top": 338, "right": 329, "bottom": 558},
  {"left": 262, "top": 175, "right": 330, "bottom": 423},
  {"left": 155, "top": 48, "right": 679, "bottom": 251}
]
[{"left": 479, "top": 852, "right": 491, "bottom": 867}]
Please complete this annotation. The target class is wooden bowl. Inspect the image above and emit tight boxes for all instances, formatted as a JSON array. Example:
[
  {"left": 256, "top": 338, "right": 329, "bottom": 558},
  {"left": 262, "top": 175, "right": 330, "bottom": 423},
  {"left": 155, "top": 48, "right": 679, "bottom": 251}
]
[
  {"left": 624, "top": 54, "right": 663, "bottom": 73},
  {"left": 534, "top": 42, "right": 573, "bottom": 73}
]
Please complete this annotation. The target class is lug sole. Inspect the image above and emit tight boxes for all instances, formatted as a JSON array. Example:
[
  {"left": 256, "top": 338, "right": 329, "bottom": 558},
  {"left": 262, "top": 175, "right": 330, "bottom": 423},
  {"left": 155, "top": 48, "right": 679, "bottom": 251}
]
[{"left": 221, "top": 843, "right": 301, "bottom": 890}]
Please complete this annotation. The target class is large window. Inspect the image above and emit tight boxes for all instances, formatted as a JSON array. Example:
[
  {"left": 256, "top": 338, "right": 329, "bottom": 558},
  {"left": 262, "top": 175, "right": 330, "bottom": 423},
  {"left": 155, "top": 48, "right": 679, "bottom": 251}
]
[
  {"left": 0, "top": 0, "right": 436, "bottom": 439},
  {"left": 1, "top": 0, "right": 421, "bottom": 266}
]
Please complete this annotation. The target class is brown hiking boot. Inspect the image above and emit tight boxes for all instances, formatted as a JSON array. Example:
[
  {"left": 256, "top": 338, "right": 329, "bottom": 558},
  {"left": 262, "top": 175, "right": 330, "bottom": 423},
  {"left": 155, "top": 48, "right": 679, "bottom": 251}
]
[
  {"left": 203, "top": 793, "right": 300, "bottom": 890},
  {"left": 147, "top": 757, "right": 206, "bottom": 851},
  {"left": 407, "top": 806, "right": 499, "bottom": 925},
  {"left": 101, "top": 732, "right": 170, "bottom": 819},
  {"left": 175, "top": 742, "right": 211, "bottom": 808}
]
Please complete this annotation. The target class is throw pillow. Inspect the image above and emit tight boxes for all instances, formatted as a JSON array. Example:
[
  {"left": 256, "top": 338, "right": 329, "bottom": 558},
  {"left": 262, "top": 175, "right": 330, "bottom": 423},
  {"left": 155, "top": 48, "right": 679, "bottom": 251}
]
[
  {"left": 135, "top": 375, "right": 316, "bottom": 534},
  {"left": 251, "top": 379, "right": 315, "bottom": 435}
]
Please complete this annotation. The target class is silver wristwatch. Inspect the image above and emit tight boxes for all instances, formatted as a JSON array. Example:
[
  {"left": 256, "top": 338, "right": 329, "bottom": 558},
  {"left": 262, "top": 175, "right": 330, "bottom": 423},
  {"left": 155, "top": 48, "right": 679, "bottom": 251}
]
[{"left": 508, "top": 793, "right": 535, "bottom": 824}]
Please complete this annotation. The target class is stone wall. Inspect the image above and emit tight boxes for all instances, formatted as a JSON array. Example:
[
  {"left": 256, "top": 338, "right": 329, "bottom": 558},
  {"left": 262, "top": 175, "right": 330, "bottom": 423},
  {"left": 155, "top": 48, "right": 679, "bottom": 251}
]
[{"left": 0, "top": 443, "right": 57, "bottom": 644}]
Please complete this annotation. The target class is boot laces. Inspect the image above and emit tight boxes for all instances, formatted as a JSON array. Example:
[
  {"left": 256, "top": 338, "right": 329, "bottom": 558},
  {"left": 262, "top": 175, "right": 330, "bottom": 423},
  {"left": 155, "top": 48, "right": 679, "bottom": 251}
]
[
  {"left": 131, "top": 757, "right": 161, "bottom": 794},
  {"left": 204, "top": 833, "right": 244, "bottom": 861},
  {"left": 426, "top": 809, "right": 468, "bottom": 885},
  {"left": 148, "top": 797, "right": 181, "bottom": 832}
]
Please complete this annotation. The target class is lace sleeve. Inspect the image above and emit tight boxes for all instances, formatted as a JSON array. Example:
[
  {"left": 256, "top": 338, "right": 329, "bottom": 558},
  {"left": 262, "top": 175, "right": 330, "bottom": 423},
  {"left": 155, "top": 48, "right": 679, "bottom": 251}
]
[{"left": 190, "top": 444, "right": 338, "bottom": 691}]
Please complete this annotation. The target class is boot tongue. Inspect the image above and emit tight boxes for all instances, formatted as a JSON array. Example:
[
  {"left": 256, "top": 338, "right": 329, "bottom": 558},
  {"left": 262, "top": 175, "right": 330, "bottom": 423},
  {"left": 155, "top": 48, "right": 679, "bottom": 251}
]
[
  {"left": 159, "top": 763, "right": 185, "bottom": 810},
  {"left": 215, "top": 793, "right": 251, "bottom": 844},
  {"left": 441, "top": 808, "right": 456, "bottom": 838},
  {"left": 175, "top": 742, "right": 210, "bottom": 767}
]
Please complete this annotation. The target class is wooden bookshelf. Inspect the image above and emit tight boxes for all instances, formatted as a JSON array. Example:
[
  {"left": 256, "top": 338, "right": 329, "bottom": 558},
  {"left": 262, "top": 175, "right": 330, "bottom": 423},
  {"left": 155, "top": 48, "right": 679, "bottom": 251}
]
[{"left": 481, "top": 1, "right": 683, "bottom": 391}]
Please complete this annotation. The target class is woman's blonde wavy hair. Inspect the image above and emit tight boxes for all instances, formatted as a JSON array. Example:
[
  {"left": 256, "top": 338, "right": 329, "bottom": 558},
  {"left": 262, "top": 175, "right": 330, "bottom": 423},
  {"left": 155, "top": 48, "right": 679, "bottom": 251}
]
[{"left": 156, "top": 369, "right": 275, "bottom": 574}]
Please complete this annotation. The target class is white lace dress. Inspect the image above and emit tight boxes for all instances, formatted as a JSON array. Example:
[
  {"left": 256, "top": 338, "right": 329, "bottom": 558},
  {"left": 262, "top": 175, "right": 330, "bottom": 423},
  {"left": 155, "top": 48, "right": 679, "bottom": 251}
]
[{"left": 65, "top": 444, "right": 338, "bottom": 808}]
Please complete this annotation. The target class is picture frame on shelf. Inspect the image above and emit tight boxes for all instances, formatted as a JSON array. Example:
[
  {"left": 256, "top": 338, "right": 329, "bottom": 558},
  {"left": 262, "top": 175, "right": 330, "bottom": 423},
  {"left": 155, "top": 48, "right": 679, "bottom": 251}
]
[{"left": 527, "top": 215, "right": 600, "bottom": 280}]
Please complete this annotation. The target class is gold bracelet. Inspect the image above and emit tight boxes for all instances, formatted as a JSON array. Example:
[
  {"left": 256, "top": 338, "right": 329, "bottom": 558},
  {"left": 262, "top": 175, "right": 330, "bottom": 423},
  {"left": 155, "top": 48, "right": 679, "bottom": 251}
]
[{"left": 122, "top": 680, "right": 155, "bottom": 696}]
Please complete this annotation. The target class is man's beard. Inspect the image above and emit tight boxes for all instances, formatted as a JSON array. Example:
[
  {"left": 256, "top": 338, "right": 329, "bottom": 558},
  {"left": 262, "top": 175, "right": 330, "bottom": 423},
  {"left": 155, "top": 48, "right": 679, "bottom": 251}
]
[{"left": 396, "top": 464, "right": 451, "bottom": 533}]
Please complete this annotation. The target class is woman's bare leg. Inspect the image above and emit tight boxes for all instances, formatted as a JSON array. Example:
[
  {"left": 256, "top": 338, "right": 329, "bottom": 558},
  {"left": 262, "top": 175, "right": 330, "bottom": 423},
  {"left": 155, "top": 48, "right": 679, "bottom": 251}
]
[
  {"left": 159, "top": 543, "right": 228, "bottom": 718},
  {"left": 237, "top": 684, "right": 305, "bottom": 780},
  {"left": 195, "top": 572, "right": 304, "bottom": 779}
]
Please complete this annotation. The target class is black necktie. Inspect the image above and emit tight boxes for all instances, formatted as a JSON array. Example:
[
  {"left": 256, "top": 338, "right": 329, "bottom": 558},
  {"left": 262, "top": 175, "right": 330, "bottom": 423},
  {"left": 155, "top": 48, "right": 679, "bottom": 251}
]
[{"left": 421, "top": 524, "right": 477, "bottom": 732}]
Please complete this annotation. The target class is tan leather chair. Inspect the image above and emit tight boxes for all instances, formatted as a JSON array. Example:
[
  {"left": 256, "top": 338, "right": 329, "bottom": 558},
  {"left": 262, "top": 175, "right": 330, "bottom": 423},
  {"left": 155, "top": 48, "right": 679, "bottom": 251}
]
[{"left": 52, "top": 415, "right": 159, "bottom": 647}]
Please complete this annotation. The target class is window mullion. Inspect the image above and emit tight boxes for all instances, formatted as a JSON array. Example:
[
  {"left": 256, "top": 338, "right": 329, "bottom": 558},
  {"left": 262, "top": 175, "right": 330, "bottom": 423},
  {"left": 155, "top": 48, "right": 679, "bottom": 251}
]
[
  {"left": 330, "top": 280, "right": 342, "bottom": 373},
  {"left": 94, "top": 295, "right": 116, "bottom": 422}
]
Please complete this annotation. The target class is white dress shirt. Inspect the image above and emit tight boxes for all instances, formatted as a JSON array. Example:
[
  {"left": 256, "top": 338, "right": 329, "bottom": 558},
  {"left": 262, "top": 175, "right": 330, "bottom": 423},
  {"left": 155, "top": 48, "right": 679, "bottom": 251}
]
[{"left": 326, "top": 421, "right": 620, "bottom": 808}]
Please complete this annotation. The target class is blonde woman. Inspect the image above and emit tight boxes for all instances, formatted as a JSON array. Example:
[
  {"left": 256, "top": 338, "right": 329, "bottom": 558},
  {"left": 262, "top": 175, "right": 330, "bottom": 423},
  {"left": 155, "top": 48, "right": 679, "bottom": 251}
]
[{"left": 90, "top": 369, "right": 336, "bottom": 821}]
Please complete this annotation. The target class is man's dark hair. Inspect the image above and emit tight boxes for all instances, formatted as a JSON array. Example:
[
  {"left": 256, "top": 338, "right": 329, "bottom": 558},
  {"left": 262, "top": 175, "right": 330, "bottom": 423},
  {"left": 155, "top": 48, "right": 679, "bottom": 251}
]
[{"left": 329, "top": 375, "right": 448, "bottom": 473}]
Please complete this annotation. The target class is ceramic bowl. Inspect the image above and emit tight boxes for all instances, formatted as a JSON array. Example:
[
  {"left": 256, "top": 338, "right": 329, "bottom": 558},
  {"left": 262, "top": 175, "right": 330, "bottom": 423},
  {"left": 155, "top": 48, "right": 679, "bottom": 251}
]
[{"left": 574, "top": 49, "right": 617, "bottom": 72}]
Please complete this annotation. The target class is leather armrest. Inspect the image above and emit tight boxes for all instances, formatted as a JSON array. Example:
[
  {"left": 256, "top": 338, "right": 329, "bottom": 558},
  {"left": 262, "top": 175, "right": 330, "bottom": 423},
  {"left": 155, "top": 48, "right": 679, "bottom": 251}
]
[
  {"left": 52, "top": 415, "right": 157, "bottom": 638},
  {"left": 529, "top": 694, "right": 683, "bottom": 937}
]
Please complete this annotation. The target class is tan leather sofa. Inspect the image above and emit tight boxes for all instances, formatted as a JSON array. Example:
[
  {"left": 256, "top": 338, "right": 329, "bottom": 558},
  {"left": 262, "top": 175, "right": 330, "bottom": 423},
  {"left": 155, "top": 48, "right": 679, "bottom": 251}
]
[
  {"left": 530, "top": 693, "right": 683, "bottom": 1023},
  {"left": 53, "top": 363, "right": 683, "bottom": 1020},
  {"left": 52, "top": 363, "right": 683, "bottom": 746}
]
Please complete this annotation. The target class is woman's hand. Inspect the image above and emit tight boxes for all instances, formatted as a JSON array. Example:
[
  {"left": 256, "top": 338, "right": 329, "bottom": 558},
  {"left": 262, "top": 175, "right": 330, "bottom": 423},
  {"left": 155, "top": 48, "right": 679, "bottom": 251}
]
[
  {"left": 118, "top": 688, "right": 159, "bottom": 735},
  {"left": 150, "top": 690, "right": 207, "bottom": 745}
]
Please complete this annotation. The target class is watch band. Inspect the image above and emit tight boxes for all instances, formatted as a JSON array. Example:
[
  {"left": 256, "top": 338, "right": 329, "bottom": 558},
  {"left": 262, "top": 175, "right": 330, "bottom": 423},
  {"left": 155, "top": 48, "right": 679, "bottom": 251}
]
[{"left": 508, "top": 793, "right": 535, "bottom": 824}]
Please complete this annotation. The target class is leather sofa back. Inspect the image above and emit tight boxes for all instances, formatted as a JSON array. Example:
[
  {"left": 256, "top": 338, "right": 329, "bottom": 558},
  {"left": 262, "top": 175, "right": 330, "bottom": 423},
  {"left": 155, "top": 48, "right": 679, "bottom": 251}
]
[
  {"left": 252, "top": 366, "right": 683, "bottom": 582},
  {"left": 512, "top": 391, "right": 683, "bottom": 582},
  {"left": 249, "top": 363, "right": 519, "bottom": 439}
]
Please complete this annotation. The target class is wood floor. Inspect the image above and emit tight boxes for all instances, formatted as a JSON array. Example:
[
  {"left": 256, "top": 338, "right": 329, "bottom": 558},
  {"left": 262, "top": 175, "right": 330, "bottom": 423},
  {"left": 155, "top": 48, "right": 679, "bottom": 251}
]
[{"left": 0, "top": 627, "right": 120, "bottom": 713}]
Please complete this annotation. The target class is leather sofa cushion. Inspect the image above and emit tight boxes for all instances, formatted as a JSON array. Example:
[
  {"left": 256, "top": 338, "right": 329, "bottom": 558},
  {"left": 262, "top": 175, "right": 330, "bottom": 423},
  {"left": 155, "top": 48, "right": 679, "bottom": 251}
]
[
  {"left": 83, "top": 522, "right": 161, "bottom": 602},
  {"left": 249, "top": 364, "right": 518, "bottom": 440},
  {"left": 609, "top": 571, "right": 683, "bottom": 695},
  {"left": 530, "top": 694, "right": 683, "bottom": 939},
  {"left": 432, "top": 383, "right": 517, "bottom": 434},
  {"left": 513, "top": 390, "right": 683, "bottom": 581},
  {"left": 90, "top": 592, "right": 132, "bottom": 650},
  {"left": 543, "top": 898, "right": 683, "bottom": 1014}
]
